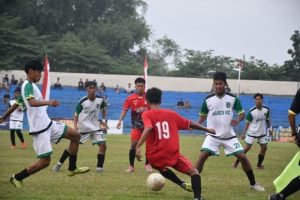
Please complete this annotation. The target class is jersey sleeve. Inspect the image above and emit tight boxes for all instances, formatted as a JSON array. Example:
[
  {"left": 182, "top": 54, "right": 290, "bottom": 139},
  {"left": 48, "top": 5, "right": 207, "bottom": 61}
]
[
  {"left": 174, "top": 112, "right": 191, "bottom": 130},
  {"left": 141, "top": 112, "right": 153, "bottom": 129},
  {"left": 233, "top": 97, "right": 244, "bottom": 114},
  {"left": 24, "top": 82, "right": 34, "bottom": 99},
  {"left": 75, "top": 102, "right": 83, "bottom": 116},
  {"left": 199, "top": 100, "right": 209, "bottom": 116},
  {"left": 122, "top": 97, "right": 130, "bottom": 111},
  {"left": 289, "top": 89, "right": 300, "bottom": 115},
  {"left": 16, "top": 95, "right": 24, "bottom": 106},
  {"left": 246, "top": 111, "right": 253, "bottom": 123}
]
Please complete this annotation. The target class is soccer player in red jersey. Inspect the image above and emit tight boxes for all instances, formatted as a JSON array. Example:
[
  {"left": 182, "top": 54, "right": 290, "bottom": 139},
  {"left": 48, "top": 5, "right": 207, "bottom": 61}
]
[
  {"left": 117, "top": 77, "right": 152, "bottom": 172},
  {"left": 135, "top": 87, "right": 215, "bottom": 200}
]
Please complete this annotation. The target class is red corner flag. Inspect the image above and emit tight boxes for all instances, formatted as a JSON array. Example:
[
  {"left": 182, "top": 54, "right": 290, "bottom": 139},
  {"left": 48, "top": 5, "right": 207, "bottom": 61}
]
[
  {"left": 42, "top": 55, "right": 50, "bottom": 101},
  {"left": 143, "top": 55, "right": 148, "bottom": 91}
]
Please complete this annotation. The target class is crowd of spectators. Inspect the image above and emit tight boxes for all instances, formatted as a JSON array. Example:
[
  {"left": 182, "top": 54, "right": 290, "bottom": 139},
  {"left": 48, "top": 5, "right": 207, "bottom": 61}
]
[{"left": 1, "top": 74, "right": 25, "bottom": 104}]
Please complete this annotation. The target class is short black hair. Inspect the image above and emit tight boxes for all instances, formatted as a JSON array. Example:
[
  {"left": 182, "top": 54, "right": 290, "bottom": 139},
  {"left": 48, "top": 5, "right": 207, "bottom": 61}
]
[
  {"left": 86, "top": 81, "right": 97, "bottom": 88},
  {"left": 213, "top": 72, "right": 227, "bottom": 82},
  {"left": 24, "top": 59, "right": 43, "bottom": 74},
  {"left": 135, "top": 77, "right": 145, "bottom": 85},
  {"left": 254, "top": 93, "right": 263, "bottom": 99},
  {"left": 146, "top": 87, "right": 162, "bottom": 104}
]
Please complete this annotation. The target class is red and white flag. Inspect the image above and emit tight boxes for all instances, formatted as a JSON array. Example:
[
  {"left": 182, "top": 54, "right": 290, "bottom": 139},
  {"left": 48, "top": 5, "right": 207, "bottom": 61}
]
[
  {"left": 143, "top": 55, "right": 148, "bottom": 91},
  {"left": 42, "top": 55, "right": 50, "bottom": 101}
]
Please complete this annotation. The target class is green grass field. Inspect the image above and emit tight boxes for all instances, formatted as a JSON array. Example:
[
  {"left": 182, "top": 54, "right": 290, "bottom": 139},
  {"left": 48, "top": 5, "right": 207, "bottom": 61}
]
[{"left": 0, "top": 132, "right": 299, "bottom": 200}]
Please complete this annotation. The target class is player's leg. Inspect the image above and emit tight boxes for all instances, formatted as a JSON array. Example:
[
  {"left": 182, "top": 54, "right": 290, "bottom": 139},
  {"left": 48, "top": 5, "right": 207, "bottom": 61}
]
[
  {"left": 257, "top": 137, "right": 268, "bottom": 169},
  {"left": 11, "top": 156, "right": 51, "bottom": 188},
  {"left": 10, "top": 130, "right": 53, "bottom": 188},
  {"left": 10, "top": 129, "right": 16, "bottom": 149},
  {"left": 268, "top": 176, "right": 300, "bottom": 200},
  {"left": 195, "top": 135, "right": 218, "bottom": 173},
  {"left": 233, "top": 136, "right": 254, "bottom": 168},
  {"left": 224, "top": 137, "right": 265, "bottom": 191},
  {"left": 126, "top": 128, "right": 142, "bottom": 172},
  {"left": 175, "top": 154, "right": 203, "bottom": 200},
  {"left": 93, "top": 131, "right": 107, "bottom": 173},
  {"left": 52, "top": 121, "right": 89, "bottom": 176},
  {"left": 16, "top": 129, "right": 26, "bottom": 149}
]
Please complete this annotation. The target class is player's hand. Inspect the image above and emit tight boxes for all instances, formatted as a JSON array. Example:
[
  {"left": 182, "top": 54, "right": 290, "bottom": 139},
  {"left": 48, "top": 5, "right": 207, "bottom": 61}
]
[
  {"left": 49, "top": 100, "right": 60, "bottom": 107},
  {"left": 116, "top": 121, "right": 121, "bottom": 129},
  {"left": 135, "top": 147, "right": 142, "bottom": 161},
  {"left": 17, "top": 106, "right": 22, "bottom": 111},
  {"left": 241, "top": 134, "right": 246, "bottom": 140},
  {"left": 230, "top": 119, "right": 239, "bottom": 126},
  {"left": 207, "top": 128, "right": 216, "bottom": 135},
  {"left": 74, "top": 125, "right": 78, "bottom": 131}
]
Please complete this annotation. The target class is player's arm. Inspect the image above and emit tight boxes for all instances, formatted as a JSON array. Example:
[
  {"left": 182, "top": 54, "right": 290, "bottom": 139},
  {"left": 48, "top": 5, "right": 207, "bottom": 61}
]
[
  {"left": 288, "top": 89, "right": 300, "bottom": 139},
  {"left": 231, "top": 97, "right": 245, "bottom": 126},
  {"left": 28, "top": 97, "right": 59, "bottom": 107},
  {"left": 117, "top": 109, "right": 127, "bottom": 129},
  {"left": 73, "top": 114, "right": 79, "bottom": 131},
  {"left": 0, "top": 103, "right": 19, "bottom": 123},
  {"left": 189, "top": 121, "right": 215, "bottom": 134},
  {"left": 101, "top": 109, "right": 108, "bottom": 130},
  {"left": 136, "top": 126, "right": 152, "bottom": 161},
  {"left": 241, "top": 122, "right": 250, "bottom": 140}
]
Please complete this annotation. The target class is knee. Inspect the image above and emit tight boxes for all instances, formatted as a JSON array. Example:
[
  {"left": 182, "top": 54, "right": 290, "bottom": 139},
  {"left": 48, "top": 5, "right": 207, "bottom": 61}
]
[
  {"left": 73, "top": 133, "right": 81, "bottom": 142},
  {"left": 100, "top": 144, "right": 107, "bottom": 151},
  {"left": 41, "top": 157, "right": 51, "bottom": 168},
  {"left": 237, "top": 154, "right": 248, "bottom": 162}
]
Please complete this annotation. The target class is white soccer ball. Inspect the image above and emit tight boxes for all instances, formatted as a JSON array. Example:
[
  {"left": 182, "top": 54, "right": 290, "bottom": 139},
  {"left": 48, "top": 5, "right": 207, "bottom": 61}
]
[{"left": 146, "top": 173, "right": 165, "bottom": 191}]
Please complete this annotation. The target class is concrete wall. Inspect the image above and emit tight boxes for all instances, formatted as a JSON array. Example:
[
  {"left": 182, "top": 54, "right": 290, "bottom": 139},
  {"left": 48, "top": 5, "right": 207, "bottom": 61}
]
[{"left": 1, "top": 70, "right": 299, "bottom": 96}]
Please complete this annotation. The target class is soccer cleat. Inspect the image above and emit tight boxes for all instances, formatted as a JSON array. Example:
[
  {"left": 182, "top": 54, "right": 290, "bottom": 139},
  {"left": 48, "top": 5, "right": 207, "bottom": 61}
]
[
  {"left": 125, "top": 166, "right": 134, "bottom": 173},
  {"left": 144, "top": 164, "right": 153, "bottom": 172},
  {"left": 68, "top": 167, "right": 90, "bottom": 176},
  {"left": 268, "top": 194, "right": 285, "bottom": 200},
  {"left": 96, "top": 167, "right": 104, "bottom": 173},
  {"left": 256, "top": 165, "right": 265, "bottom": 169},
  {"left": 21, "top": 143, "right": 26, "bottom": 149},
  {"left": 181, "top": 182, "right": 193, "bottom": 192},
  {"left": 10, "top": 175, "right": 23, "bottom": 188},
  {"left": 250, "top": 182, "right": 265, "bottom": 192},
  {"left": 10, "top": 145, "right": 16, "bottom": 150},
  {"left": 52, "top": 162, "right": 63, "bottom": 172}
]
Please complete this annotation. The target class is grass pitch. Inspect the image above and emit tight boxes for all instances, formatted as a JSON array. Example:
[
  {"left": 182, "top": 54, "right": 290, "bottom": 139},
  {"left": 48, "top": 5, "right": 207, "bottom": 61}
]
[{"left": 0, "top": 132, "right": 299, "bottom": 200}]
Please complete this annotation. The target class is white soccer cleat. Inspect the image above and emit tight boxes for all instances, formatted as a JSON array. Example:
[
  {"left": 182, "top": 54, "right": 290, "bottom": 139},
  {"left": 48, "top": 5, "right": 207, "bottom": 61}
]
[
  {"left": 250, "top": 183, "right": 265, "bottom": 192},
  {"left": 96, "top": 167, "right": 104, "bottom": 173},
  {"left": 52, "top": 162, "right": 63, "bottom": 172}
]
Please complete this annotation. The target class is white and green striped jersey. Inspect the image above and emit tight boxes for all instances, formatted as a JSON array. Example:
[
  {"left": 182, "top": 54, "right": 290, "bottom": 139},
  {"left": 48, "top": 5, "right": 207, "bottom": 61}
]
[
  {"left": 246, "top": 106, "right": 270, "bottom": 137},
  {"left": 200, "top": 92, "right": 244, "bottom": 139},
  {"left": 75, "top": 95, "right": 107, "bottom": 133},
  {"left": 9, "top": 99, "right": 24, "bottom": 122},
  {"left": 16, "top": 80, "right": 51, "bottom": 133}
]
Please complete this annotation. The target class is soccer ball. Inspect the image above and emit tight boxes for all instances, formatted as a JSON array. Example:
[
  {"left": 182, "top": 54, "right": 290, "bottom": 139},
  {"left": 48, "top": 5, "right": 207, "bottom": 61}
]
[{"left": 146, "top": 173, "right": 165, "bottom": 191}]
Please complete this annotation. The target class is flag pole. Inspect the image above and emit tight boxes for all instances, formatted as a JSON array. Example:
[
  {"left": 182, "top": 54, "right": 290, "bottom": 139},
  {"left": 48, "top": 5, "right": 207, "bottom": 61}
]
[
  {"left": 143, "top": 55, "right": 148, "bottom": 91},
  {"left": 237, "top": 55, "right": 245, "bottom": 98}
]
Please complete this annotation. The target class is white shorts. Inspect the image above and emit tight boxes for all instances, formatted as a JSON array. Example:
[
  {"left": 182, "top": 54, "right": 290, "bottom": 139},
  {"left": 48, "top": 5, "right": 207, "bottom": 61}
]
[
  {"left": 244, "top": 135, "right": 268, "bottom": 145},
  {"left": 80, "top": 130, "right": 106, "bottom": 145},
  {"left": 32, "top": 121, "right": 67, "bottom": 158},
  {"left": 9, "top": 120, "right": 23, "bottom": 130},
  {"left": 201, "top": 135, "right": 244, "bottom": 156}
]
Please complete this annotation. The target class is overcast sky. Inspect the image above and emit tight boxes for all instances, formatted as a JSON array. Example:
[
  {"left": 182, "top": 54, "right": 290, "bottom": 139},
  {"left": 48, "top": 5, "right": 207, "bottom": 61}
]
[{"left": 145, "top": 0, "right": 300, "bottom": 65}]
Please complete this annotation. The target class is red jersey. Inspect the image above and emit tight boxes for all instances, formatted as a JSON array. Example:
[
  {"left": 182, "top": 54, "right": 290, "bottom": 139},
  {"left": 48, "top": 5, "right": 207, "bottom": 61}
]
[
  {"left": 142, "top": 109, "right": 191, "bottom": 168},
  {"left": 123, "top": 93, "right": 149, "bottom": 129}
]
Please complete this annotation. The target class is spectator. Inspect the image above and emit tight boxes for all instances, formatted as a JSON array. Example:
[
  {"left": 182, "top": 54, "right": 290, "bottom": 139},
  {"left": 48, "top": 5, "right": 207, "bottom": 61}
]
[
  {"left": 183, "top": 99, "right": 191, "bottom": 110},
  {"left": 177, "top": 98, "right": 184, "bottom": 108},
  {"left": 93, "top": 79, "right": 98, "bottom": 88},
  {"left": 78, "top": 78, "right": 84, "bottom": 90},
  {"left": 100, "top": 82, "right": 106, "bottom": 92},
  {"left": 2, "top": 74, "right": 9, "bottom": 84},
  {"left": 114, "top": 84, "right": 120, "bottom": 94},
  {"left": 84, "top": 78, "right": 89, "bottom": 89},
  {"left": 125, "top": 83, "right": 134, "bottom": 94},
  {"left": 3, "top": 92, "right": 10, "bottom": 104},
  {"left": 11, "top": 75, "right": 18, "bottom": 85},
  {"left": 53, "top": 77, "right": 62, "bottom": 89},
  {"left": 18, "top": 78, "right": 24, "bottom": 87}
]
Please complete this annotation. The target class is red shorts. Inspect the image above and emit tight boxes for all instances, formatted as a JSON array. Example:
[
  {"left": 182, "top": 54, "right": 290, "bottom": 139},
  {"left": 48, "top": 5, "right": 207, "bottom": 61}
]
[
  {"left": 151, "top": 154, "right": 193, "bottom": 174},
  {"left": 130, "top": 128, "right": 143, "bottom": 141}
]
